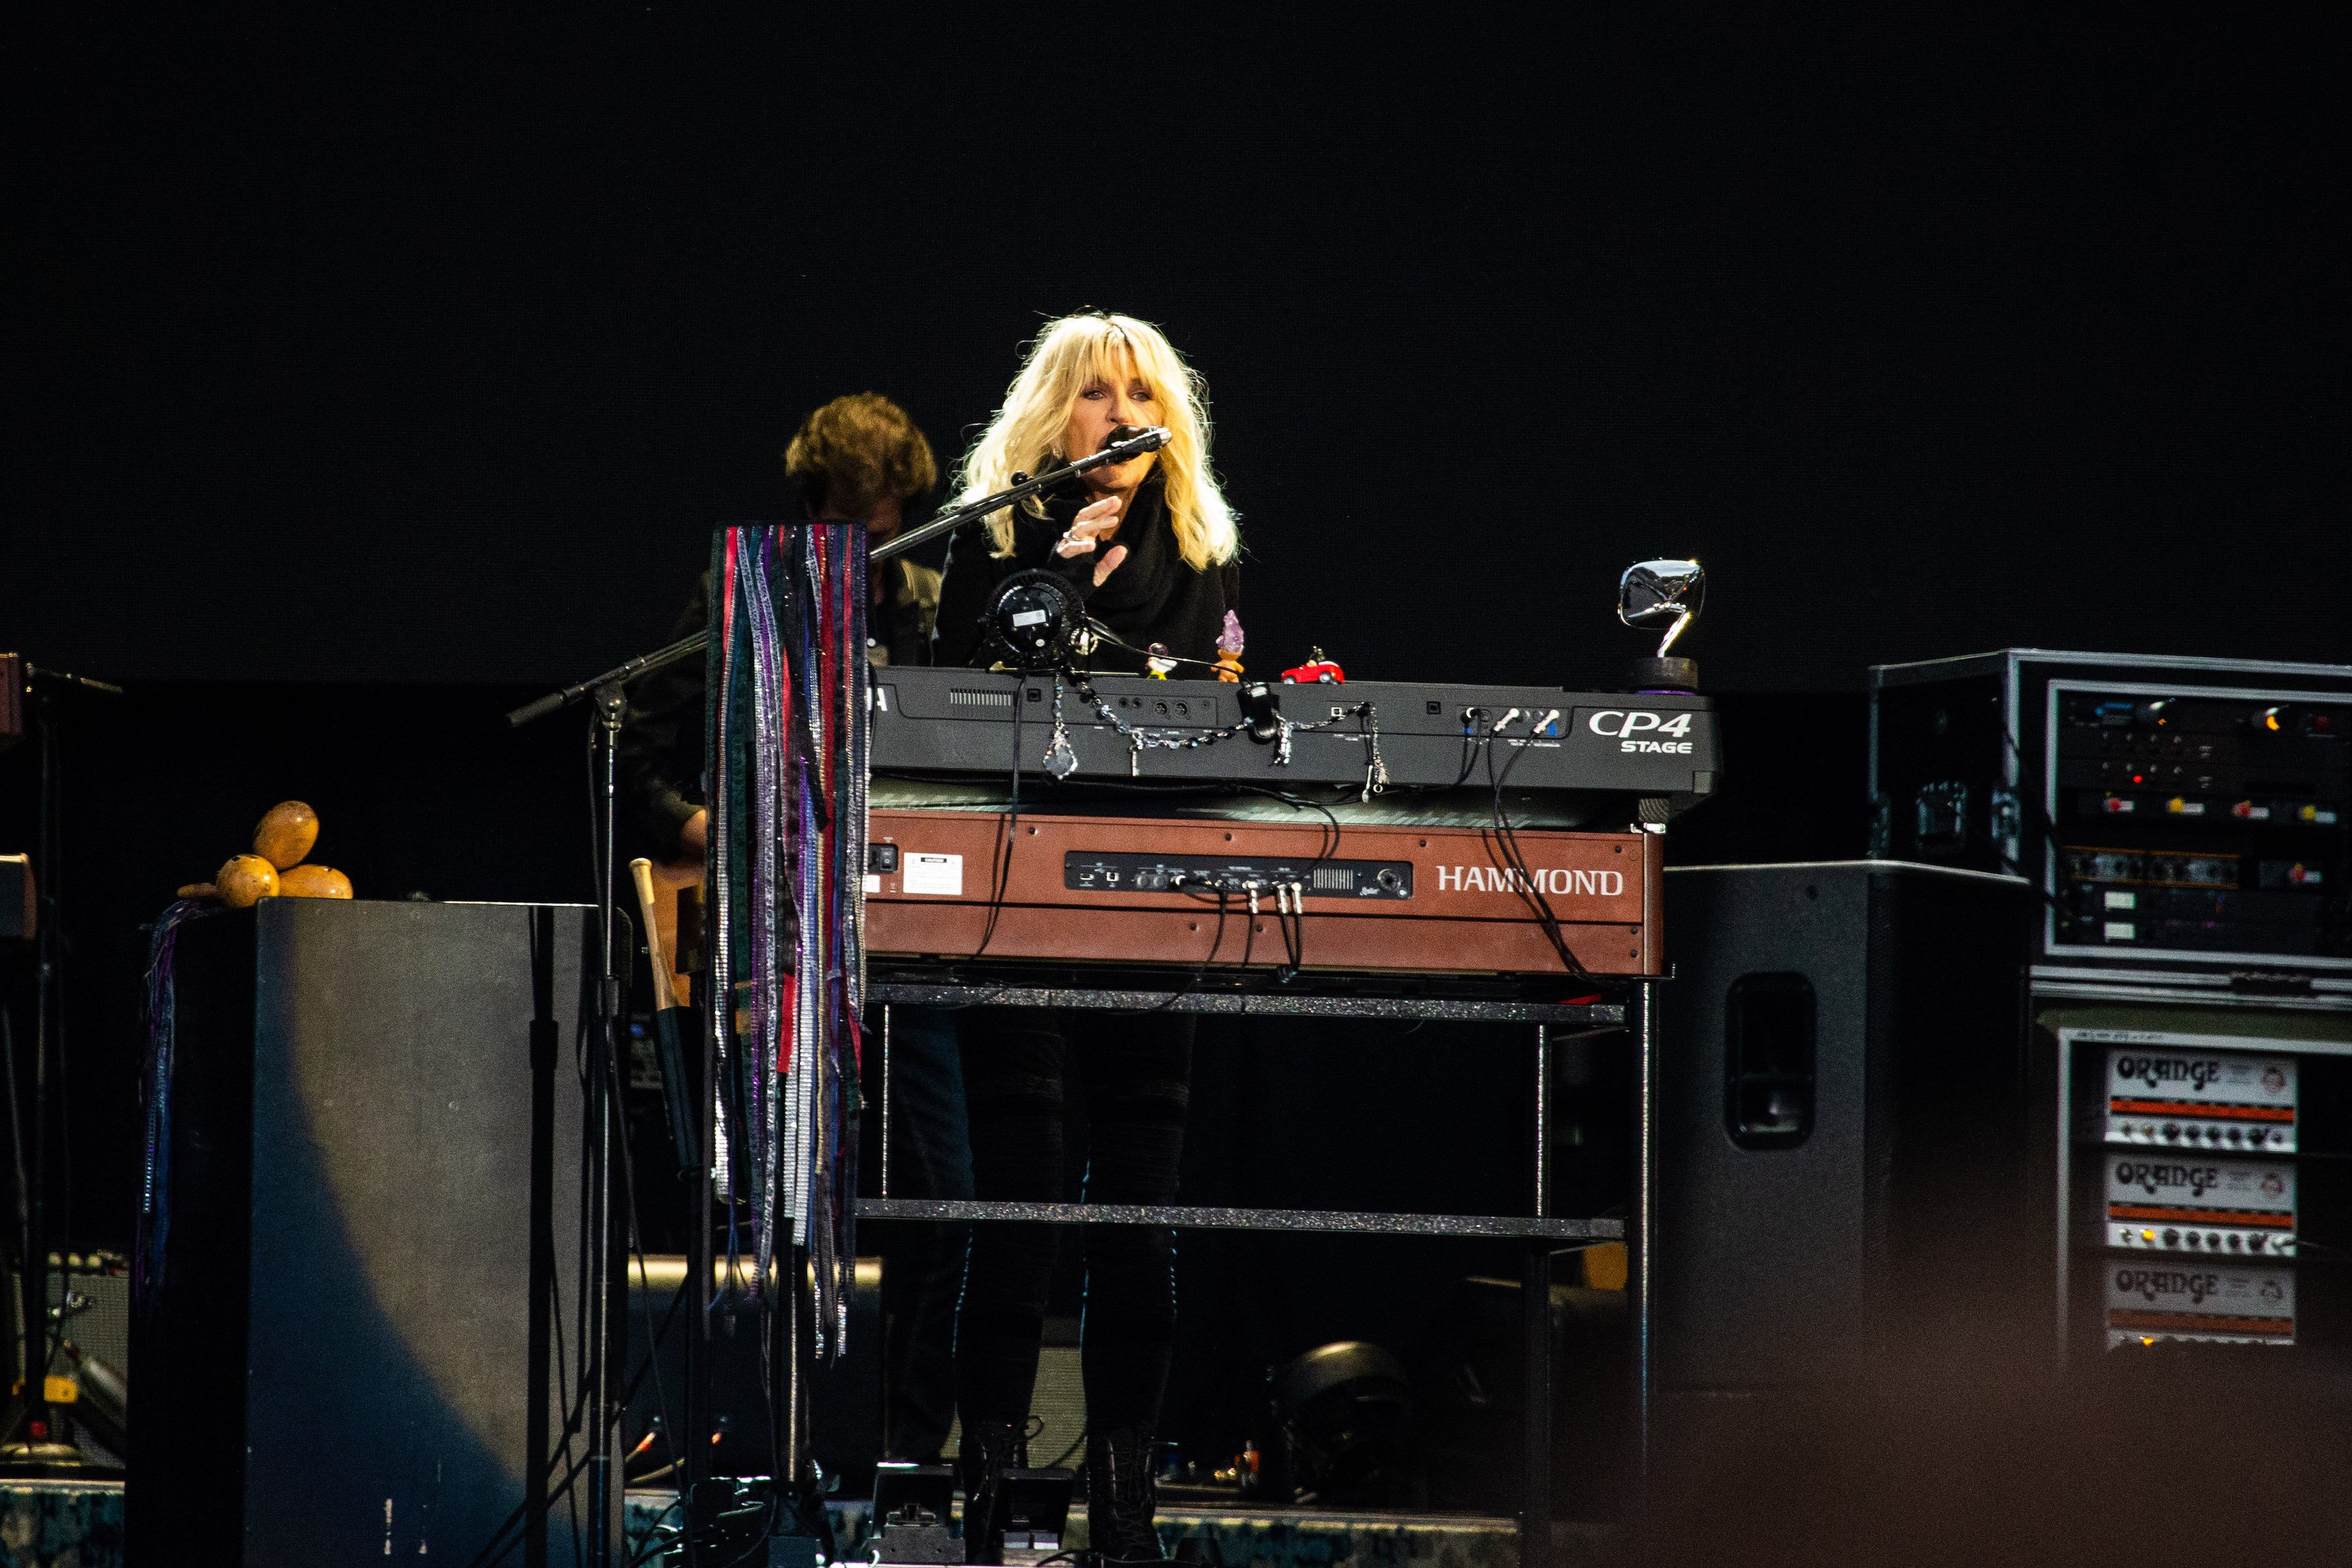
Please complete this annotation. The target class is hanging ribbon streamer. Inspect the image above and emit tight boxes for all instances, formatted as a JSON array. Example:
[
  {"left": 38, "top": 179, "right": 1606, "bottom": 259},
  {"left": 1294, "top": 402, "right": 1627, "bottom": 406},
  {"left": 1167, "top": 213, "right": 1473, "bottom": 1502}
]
[
  {"left": 135, "top": 898, "right": 227, "bottom": 1311},
  {"left": 707, "top": 521, "right": 868, "bottom": 1355}
]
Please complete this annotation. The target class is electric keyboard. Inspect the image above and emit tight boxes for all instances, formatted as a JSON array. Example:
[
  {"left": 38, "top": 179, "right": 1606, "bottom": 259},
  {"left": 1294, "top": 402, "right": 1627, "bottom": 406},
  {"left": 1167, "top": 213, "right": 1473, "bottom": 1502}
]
[{"left": 870, "top": 668, "right": 1722, "bottom": 828}]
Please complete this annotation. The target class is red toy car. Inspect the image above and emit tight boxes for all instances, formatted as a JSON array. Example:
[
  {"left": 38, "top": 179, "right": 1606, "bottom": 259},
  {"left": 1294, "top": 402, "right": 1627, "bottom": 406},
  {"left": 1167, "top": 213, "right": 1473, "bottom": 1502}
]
[{"left": 1281, "top": 649, "right": 1345, "bottom": 684}]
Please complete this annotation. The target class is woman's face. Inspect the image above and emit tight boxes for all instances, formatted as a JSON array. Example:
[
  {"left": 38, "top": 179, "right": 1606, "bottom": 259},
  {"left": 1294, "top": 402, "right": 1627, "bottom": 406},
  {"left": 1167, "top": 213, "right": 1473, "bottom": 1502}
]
[{"left": 1062, "top": 354, "right": 1160, "bottom": 492}]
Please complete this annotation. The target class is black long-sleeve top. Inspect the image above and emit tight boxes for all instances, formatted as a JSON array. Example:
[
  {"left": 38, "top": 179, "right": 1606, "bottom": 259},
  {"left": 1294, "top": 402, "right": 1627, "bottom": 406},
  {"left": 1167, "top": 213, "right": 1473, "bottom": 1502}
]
[{"left": 932, "top": 470, "right": 1240, "bottom": 674}]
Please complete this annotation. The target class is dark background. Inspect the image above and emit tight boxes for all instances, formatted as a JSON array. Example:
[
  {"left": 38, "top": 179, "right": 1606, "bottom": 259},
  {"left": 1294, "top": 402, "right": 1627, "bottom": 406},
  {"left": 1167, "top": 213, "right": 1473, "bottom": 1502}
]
[
  {"left": 1, "top": 6, "right": 2344, "bottom": 1490},
  {"left": 8, "top": 12, "right": 2346, "bottom": 689}
]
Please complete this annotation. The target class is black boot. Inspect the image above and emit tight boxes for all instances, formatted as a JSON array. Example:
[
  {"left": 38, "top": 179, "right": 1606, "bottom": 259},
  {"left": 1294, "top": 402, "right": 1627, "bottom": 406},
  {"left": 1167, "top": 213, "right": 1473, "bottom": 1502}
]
[
  {"left": 1085, "top": 1424, "right": 1162, "bottom": 1564},
  {"left": 960, "top": 1418, "right": 1026, "bottom": 1565}
]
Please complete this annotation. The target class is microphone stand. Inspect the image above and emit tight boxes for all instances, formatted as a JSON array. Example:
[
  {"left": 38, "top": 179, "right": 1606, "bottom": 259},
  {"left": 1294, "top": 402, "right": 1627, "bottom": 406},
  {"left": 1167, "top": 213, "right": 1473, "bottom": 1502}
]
[
  {"left": 1, "top": 664, "right": 123, "bottom": 1480},
  {"left": 508, "top": 670, "right": 632, "bottom": 1561}
]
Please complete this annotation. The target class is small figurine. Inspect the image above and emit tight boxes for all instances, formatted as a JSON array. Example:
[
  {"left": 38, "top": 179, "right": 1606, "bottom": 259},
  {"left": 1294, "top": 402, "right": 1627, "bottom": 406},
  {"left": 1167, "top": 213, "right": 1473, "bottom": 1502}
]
[
  {"left": 1145, "top": 642, "right": 1179, "bottom": 679},
  {"left": 1214, "top": 611, "right": 1246, "bottom": 683},
  {"left": 1281, "top": 647, "right": 1345, "bottom": 685}
]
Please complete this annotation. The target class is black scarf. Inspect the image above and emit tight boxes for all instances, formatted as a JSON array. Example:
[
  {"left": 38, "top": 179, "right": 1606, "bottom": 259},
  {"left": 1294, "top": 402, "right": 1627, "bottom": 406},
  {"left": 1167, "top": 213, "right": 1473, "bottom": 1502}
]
[{"left": 1041, "top": 472, "right": 1239, "bottom": 674}]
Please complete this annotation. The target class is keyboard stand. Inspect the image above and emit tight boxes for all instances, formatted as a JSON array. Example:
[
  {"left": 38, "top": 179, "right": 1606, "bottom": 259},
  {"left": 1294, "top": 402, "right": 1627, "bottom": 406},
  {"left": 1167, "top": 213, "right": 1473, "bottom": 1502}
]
[{"left": 859, "top": 975, "right": 1657, "bottom": 1568}]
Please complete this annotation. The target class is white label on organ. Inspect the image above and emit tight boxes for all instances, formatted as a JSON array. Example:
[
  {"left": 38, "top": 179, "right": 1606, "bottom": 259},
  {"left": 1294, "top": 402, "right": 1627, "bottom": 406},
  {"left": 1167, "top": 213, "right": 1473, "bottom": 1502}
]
[{"left": 903, "top": 853, "right": 964, "bottom": 896}]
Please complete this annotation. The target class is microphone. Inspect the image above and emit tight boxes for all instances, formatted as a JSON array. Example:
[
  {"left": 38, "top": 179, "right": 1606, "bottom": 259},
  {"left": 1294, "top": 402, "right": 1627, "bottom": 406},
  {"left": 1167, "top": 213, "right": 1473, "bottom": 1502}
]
[{"left": 1104, "top": 423, "right": 1171, "bottom": 455}]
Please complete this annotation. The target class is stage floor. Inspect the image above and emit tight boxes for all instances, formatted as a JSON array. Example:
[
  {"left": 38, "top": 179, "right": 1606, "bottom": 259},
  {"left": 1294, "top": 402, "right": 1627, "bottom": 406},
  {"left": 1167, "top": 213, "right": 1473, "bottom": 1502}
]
[
  {"left": 623, "top": 1493, "right": 1612, "bottom": 1568},
  {"left": 0, "top": 1479, "right": 1610, "bottom": 1568}
]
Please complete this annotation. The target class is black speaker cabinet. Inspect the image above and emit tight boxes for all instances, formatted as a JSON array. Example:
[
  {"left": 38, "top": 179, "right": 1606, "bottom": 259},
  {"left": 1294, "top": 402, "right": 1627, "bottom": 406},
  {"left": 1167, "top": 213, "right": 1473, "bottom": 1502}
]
[
  {"left": 1657, "top": 861, "right": 2039, "bottom": 1392},
  {"left": 131, "top": 899, "right": 604, "bottom": 1565}
]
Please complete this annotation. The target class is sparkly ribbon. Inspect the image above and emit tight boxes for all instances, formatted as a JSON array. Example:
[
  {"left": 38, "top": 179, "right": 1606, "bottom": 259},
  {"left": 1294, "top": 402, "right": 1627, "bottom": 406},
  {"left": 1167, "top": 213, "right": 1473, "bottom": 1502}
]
[{"left": 708, "top": 521, "right": 868, "bottom": 1352}]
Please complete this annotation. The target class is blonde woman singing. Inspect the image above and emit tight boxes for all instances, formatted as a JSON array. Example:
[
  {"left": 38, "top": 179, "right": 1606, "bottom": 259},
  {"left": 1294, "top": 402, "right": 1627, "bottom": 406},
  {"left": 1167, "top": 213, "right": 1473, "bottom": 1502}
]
[
  {"left": 934, "top": 313, "right": 1237, "bottom": 1562},
  {"left": 934, "top": 311, "right": 1243, "bottom": 676}
]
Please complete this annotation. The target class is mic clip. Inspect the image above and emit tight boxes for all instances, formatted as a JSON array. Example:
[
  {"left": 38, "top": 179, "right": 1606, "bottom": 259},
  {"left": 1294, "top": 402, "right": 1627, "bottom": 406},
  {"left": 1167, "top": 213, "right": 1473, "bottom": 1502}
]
[{"left": 1239, "top": 681, "right": 1285, "bottom": 745}]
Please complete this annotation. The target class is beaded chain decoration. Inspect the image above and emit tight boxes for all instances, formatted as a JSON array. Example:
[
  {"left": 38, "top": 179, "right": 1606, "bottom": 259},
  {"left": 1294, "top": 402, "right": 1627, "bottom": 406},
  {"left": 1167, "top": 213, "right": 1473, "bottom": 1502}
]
[
  {"left": 1046, "top": 672, "right": 1392, "bottom": 799},
  {"left": 706, "top": 521, "right": 868, "bottom": 1356}
]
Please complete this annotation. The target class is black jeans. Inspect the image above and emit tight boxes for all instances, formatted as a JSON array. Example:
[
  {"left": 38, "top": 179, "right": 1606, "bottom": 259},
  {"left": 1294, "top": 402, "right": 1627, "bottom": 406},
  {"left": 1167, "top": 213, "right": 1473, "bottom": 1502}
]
[
  {"left": 879, "top": 1005, "right": 973, "bottom": 1461},
  {"left": 955, "top": 1008, "right": 1194, "bottom": 1439}
]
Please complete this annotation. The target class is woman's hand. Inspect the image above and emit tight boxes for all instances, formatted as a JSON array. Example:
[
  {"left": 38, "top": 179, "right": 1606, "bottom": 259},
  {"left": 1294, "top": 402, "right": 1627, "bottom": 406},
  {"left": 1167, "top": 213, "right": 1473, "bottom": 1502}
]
[{"left": 1053, "top": 495, "right": 1130, "bottom": 587}]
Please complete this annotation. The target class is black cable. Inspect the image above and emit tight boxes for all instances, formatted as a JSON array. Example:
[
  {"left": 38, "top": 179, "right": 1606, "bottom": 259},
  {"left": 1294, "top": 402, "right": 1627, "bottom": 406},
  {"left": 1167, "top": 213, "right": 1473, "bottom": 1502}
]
[
  {"left": 974, "top": 675, "right": 1026, "bottom": 957},
  {"left": 459, "top": 1263, "right": 696, "bottom": 1568},
  {"left": 1041, "top": 1419, "right": 1088, "bottom": 1470},
  {"left": 1079, "top": 625, "right": 1228, "bottom": 676},
  {"left": 740, "top": 1271, "right": 785, "bottom": 1568},
  {"left": 3, "top": 1005, "right": 28, "bottom": 1285},
  {"left": 1488, "top": 739, "right": 1587, "bottom": 979},
  {"left": 1139, "top": 889, "right": 1231, "bottom": 1014},
  {"left": 616, "top": 1020, "right": 684, "bottom": 1526},
  {"left": 1280, "top": 884, "right": 1305, "bottom": 976},
  {"left": 1482, "top": 723, "right": 1603, "bottom": 985},
  {"left": 565, "top": 1002, "right": 597, "bottom": 1567},
  {"left": 623, "top": 1495, "right": 686, "bottom": 1568}
]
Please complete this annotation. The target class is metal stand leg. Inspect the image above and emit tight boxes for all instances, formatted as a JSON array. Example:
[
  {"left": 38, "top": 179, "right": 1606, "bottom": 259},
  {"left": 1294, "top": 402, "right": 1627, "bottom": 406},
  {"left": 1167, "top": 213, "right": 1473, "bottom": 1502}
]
[
  {"left": 1631, "top": 981, "right": 1656, "bottom": 1545},
  {"left": 683, "top": 964, "right": 715, "bottom": 1565},
  {"left": 1521, "top": 1240, "right": 1553, "bottom": 1568},
  {"left": 585, "top": 683, "right": 626, "bottom": 1566},
  {"left": 1521, "top": 1022, "right": 1554, "bottom": 1568}
]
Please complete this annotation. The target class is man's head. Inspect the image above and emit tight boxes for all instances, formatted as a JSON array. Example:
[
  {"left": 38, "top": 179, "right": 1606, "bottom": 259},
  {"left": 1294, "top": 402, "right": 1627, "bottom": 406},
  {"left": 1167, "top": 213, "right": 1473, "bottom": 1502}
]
[{"left": 784, "top": 393, "right": 938, "bottom": 538}]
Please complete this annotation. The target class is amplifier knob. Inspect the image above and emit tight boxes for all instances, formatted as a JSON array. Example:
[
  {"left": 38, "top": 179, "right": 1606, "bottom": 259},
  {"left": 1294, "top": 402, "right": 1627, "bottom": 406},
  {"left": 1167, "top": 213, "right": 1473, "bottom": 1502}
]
[
  {"left": 2246, "top": 1235, "right": 2264, "bottom": 1252},
  {"left": 2228, "top": 1234, "right": 2242, "bottom": 1250},
  {"left": 2162, "top": 1123, "right": 2180, "bottom": 1140},
  {"left": 2207, "top": 1233, "right": 2222, "bottom": 1249},
  {"left": 2163, "top": 1229, "right": 2180, "bottom": 1247},
  {"left": 2184, "top": 1232, "right": 2200, "bottom": 1247}
]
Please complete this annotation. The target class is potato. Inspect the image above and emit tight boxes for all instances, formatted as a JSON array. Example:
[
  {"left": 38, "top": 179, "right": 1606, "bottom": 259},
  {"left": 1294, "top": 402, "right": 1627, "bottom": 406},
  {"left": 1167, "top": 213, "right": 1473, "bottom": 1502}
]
[
  {"left": 253, "top": 801, "right": 319, "bottom": 870},
  {"left": 278, "top": 864, "right": 353, "bottom": 900},
  {"left": 217, "top": 855, "right": 281, "bottom": 909}
]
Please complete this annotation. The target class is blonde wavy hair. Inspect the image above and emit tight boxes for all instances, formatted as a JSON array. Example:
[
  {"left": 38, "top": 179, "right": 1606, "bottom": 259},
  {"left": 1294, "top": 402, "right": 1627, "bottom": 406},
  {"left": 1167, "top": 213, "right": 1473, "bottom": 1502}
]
[{"left": 957, "top": 312, "right": 1238, "bottom": 569}]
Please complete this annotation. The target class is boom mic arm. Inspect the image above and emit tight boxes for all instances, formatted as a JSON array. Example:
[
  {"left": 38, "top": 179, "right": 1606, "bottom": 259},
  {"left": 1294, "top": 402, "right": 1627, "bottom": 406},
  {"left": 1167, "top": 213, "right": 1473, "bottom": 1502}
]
[
  {"left": 508, "top": 428, "right": 1175, "bottom": 727},
  {"left": 869, "top": 425, "right": 1169, "bottom": 566}
]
